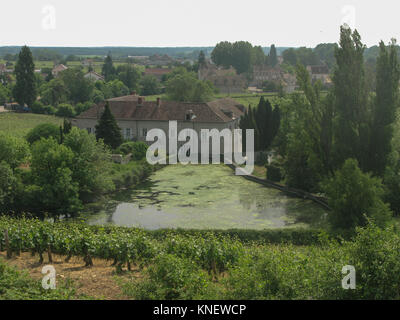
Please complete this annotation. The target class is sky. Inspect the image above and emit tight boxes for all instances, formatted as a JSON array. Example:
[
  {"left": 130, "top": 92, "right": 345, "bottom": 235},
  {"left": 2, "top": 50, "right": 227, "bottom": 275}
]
[{"left": 1, "top": 0, "right": 399, "bottom": 48}]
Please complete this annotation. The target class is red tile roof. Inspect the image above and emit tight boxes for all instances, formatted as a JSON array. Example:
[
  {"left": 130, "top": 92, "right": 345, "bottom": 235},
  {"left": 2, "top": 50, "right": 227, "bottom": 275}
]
[{"left": 77, "top": 96, "right": 244, "bottom": 123}]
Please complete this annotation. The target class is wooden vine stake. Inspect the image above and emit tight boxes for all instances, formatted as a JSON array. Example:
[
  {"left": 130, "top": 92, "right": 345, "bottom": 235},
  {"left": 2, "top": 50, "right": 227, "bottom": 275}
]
[{"left": 4, "top": 230, "right": 11, "bottom": 259}]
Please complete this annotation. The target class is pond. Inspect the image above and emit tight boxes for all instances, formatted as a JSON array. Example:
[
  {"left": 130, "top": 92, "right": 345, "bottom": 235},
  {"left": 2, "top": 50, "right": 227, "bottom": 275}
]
[{"left": 84, "top": 164, "right": 327, "bottom": 230}]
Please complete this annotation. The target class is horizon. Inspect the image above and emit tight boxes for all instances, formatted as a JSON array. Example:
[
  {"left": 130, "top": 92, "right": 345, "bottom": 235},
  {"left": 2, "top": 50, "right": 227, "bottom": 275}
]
[{"left": 2, "top": 0, "right": 399, "bottom": 48}]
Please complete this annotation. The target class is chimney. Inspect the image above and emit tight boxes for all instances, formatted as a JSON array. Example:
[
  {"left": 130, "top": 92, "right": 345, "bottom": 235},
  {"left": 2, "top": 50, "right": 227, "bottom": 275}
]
[
  {"left": 156, "top": 97, "right": 161, "bottom": 107},
  {"left": 131, "top": 91, "right": 137, "bottom": 95},
  {"left": 138, "top": 96, "right": 143, "bottom": 106}
]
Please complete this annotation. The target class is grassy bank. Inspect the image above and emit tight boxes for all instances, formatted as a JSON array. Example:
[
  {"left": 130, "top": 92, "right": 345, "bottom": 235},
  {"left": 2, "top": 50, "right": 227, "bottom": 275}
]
[{"left": 0, "top": 112, "right": 63, "bottom": 138}]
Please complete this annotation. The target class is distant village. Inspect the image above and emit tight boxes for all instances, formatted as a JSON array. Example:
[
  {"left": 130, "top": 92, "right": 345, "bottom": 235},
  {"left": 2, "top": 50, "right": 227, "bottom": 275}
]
[{"left": 0, "top": 48, "right": 332, "bottom": 113}]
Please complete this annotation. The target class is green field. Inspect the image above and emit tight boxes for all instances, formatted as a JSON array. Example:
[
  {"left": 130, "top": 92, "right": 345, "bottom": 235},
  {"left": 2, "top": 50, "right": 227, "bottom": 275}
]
[{"left": 0, "top": 112, "right": 63, "bottom": 138}]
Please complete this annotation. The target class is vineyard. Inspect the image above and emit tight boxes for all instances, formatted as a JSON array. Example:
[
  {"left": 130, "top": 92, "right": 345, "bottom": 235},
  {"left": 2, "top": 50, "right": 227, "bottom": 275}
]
[
  {"left": 1, "top": 216, "right": 400, "bottom": 299},
  {"left": 0, "top": 216, "right": 244, "bottom": 274}
]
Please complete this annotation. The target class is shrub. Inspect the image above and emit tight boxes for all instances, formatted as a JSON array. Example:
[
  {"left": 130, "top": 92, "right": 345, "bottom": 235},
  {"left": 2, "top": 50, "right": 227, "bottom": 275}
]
[
  {"left": 266, "top": 164, "right": 282, "bottom": 182},
  {"left": 31, "top": 101, "right": 46, "bottom": 114},
  {"left": 116, "top": 141, "right": 149, "bottom": 161},
  {"left": 124, "top": 254, "right": 211, "bottom": 300},
  {"left": 26, "top": 123, "right": 60, "bottom": 144},
  {"left": 56, "top": 103, "right": 75, "bottom": 117},
  {"left": 322, "top": 158, "right": 392, "bottom": 232}
]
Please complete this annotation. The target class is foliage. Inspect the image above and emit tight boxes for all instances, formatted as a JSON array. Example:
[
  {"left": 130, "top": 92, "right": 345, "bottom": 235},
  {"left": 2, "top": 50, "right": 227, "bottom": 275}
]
[
  {"left": 116, "top": 141, "right": 148, "bottom": 160},
  {"left": 211, "top": 41, "right": 265, "bottom": 74},
  {"left": 240, "top": 97, "right": 280, "bottom": 152},
  {"left": 0, "top": 259, "right": 78, "bottom": 300},
  {"left": 266, "top": 164, "right": 282, "bottom": 182},
  {"left": 140, "top": 75, "right": 161, "bottom": 96},
  {"left": 322, "top": 158, "right": 392, "bottom": 232},
  {"left": 63, "top": 127, "right": 114, "bottom": 197},
  {"left": 0, "top": 133, "right": 30, "bottom": 169},
  {"left": 26, "top": 123, "right": 60, "bottom": 145},
  {"left": 30, "top": 137, "right": 82, "bottom": 215},
  {"left": 331, "top": 27, "right": 369, "bottom": 170},
  {"left": 13, "top": 46, "right": 37, "bottom": 107},
  {"left": 116, "top": 64, "right": 141, "bottom": 91},
  {"left": 55, "top": 103, "right": 75, "bottom": 118},
  {"left": 102, "top": 53, "right": 116, "bottom": 82},
  {"left": 59, "top": 69, "right": 94, "bottom": 104},
  {"left": 95, "top": 102, "right": 123, "bottom": 149},
  {"left": 165, "top": 70, "right": 214, "bottom": 102},
  {"left": 367, "top": 40, "right": 400, "bottom": 176},
  {"left": 2, "top": 217, "right": 400, "bottom": 299}
]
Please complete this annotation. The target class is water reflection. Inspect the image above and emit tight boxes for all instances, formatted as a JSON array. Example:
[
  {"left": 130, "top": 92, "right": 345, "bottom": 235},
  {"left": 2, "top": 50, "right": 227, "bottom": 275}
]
[{"left": 85, "top": 164, "right": 327, "bottom": 230}]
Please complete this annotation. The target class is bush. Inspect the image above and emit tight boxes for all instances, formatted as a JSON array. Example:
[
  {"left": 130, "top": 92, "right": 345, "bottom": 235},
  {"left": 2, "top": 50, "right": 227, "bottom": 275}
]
[
  {"left": 26, "top": 123, "right": 60, "bottom": 144},
  {"left": 124, "top": 254, "right": 211, "bottom": 299},
  {"left": 31, "top": 101, "right": 46, "bottom": 114},
  {"left": 266, "top": 164, "right": 282, "bottom": 182},
  {"left": 56, "top": 103, "right": 75, "bottom": 117},
  {"left": 116, "top": 141, "right": 149, "bottom": 160},
  {"left": 322, "top": 158, "right": 392, "bottom": 232}
]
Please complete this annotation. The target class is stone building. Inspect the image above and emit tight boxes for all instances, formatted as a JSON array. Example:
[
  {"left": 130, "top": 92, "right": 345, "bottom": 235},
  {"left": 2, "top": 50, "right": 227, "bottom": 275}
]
[
  {"left": 72, "top": 94, "right": 245, "bottom": 155},
  {"left": 198, "top": 63, "right": 246, "bottom": 94}
]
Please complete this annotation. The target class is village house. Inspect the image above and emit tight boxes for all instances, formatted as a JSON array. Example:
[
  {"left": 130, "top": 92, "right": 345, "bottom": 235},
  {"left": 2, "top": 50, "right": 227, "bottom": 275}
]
[
  {"left": 198, "top": 63, "right": 246, "bottom": 94},
  {"left": 71, "top": 93, "right": 245, "bottom": 155},
  {"left": 0, "top": 63, "right": 13, "bottom": 74},
  {"left": 252, "top": 65, "right": 282, "bottom": 86},
  {"left": 52, "top": 64, "right": 68, "bottom": 77},
  {"left": 84, "top": 71, "right": 105, "bottom": 82},
  {"left": 251, "top": 65, "right": 297, "bottom": 93},
  {"left": 306, "top": 65, "right": 331, "bottom": 86}
]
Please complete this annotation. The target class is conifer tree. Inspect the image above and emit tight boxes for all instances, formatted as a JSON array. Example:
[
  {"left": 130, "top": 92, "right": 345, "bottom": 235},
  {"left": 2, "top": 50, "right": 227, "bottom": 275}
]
[
  {"left": 13, "top": 46, "right": 37, "bottom": 107},
  {"left": 95, "top": 102, "right": 123, "bottom": 149}
]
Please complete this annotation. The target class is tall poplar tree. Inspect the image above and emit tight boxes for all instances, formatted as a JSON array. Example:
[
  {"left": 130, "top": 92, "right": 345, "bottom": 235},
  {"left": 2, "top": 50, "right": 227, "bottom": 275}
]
[
  {"left": 332, "top": 26, "right": 368, "bottom": 170},
  {"left": 13, "top": 46, "right": 37, "bottom": 107},
  {"left": 367, "top": 40, "right": 400, "bottom": 176}
]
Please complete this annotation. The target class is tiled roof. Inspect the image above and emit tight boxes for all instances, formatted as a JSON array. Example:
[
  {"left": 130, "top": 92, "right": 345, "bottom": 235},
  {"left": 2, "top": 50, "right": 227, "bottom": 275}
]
[{"left": 77, "top": 96, "right": 244, "bottom": 123}]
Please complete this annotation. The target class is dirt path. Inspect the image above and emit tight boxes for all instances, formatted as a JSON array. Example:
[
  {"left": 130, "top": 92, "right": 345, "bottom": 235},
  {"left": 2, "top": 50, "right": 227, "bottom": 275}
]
[{"left": 0, "top": 251, "right": 140, "bottom": 300}]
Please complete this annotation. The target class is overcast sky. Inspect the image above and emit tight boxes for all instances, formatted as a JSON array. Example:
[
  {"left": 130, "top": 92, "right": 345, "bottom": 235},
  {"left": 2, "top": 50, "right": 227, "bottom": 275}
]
[{"left": 1, "top": 0, "right": 399, "bottom": 48}]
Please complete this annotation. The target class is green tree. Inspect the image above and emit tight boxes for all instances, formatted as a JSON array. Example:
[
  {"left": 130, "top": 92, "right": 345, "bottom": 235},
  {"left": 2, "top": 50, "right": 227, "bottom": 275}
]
[
  {"left": 165, "top": 71, "right": 213, "bottom": 102},
  {"left": 268, "top": 44, "right": 278, "bottom": 67},
  {"left": 211, "top": 41, "right": 233, "bottom": 68},
  {"left": 0, "top": 134, "right": 30, "bottom": 169},
  {"left": 0, "top": 162, "right": 18, "bottom": 213},
  {"left": 116, "top": 64, "right": 141, "bottom": 91},
  {"left": 56, "top": 103, "right": 75, "bottom": 118},
  {"left": 39, "top": 78, "right": 67, "bottom": 106},
  {"left": 26, "top": 123, "right": 61, "bottom": 145},
  {"left": 95, "top": 102, "right": 123, "bottom": 149},
  {"left": 140, "top": 75, "right": 161, "bottom": 96},
  {"left": 102, "top": 53, "right": 116, "bottom": 82},
  {"left": 198, "top": 50, "right": 206, "bottom": 68},
  {"left": 332, "top": 26, "right": 369, "bottom": 170},
  {"left": 59, "top": 69, "right": 94, "bottom": 104},
  {"left": 367, "top": 40, "right": 400, "bottom": 176},
  {"left": 13, "top": 46, "right": 37, "bottom": 107},
  {"left": 322, "top": 158, "right": 391, "bottom": 231},
  {"left": 64, "top": 127, "right": 114, "bottom": 196},
  {"left": 30, "top": 137, "right": 82, "bottom": 216}
]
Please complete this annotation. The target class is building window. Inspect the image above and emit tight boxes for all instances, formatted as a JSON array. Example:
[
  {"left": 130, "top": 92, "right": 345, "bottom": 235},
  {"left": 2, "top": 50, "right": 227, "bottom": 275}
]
[
  {"left": 86, "top": 128, "right": 92, "bottom": 134},
  {"left": 125, "top": 128, "right": 131, "bottom": 139},
  {"left": 142, "top": 128, "right": 147, "bottom": 137}
]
